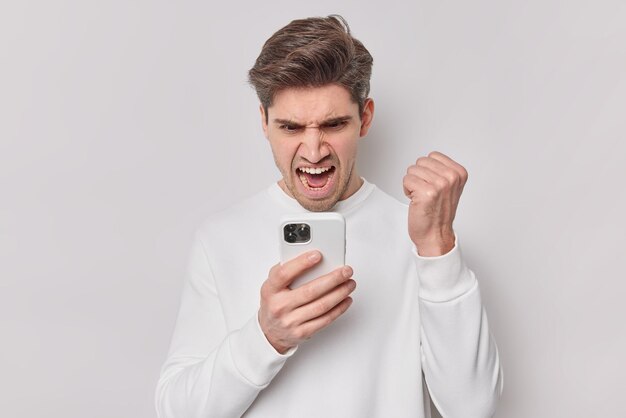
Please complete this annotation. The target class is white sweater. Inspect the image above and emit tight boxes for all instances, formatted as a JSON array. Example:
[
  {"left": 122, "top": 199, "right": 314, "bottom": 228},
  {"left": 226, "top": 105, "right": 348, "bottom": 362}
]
[{"left": 156, "top": 180, "right": 502, "bottom": 418}]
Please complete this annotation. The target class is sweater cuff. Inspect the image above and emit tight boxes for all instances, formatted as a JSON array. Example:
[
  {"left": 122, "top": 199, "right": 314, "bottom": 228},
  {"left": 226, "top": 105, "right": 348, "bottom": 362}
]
[
  {"left": 414, "top": 234, "right": 476, "bottom": 303},
  {"left": 228, "top": 313, "right": 296, "bottom": 387}
]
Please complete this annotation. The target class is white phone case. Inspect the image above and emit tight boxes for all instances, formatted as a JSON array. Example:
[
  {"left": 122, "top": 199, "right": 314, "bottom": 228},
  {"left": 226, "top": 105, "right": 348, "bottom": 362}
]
[{"left": 279, "top": 212, "right": 346, "bottom": 289}]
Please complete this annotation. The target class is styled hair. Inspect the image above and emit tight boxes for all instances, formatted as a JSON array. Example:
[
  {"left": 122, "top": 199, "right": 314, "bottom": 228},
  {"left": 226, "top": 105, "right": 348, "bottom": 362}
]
[{"left": 248, "top": 15, "right": 373, "bottom": 119}]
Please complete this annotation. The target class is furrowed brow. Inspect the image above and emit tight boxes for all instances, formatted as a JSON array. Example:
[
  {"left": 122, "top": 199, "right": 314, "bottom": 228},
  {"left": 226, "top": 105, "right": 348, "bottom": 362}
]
[
  {"left": 272, "top": 116, "right": 353, "bottom": 128},
  {"left": 320, "top": 116, "right": 352, "bottom": 126},
  {"left": 273, "top": 118, "right": 303, "bottom": 128}
]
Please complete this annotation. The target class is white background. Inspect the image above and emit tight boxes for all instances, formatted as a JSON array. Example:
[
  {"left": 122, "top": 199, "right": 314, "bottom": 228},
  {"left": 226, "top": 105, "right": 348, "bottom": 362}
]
[{"left": 1, "top": 1, "right": 625, "bottom": 417}]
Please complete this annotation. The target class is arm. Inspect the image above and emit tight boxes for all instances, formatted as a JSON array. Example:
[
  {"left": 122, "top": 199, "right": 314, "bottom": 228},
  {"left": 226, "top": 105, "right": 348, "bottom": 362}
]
[
  {"left": 155, "top": 234, "right": 294, "bottom": 418},
  {"left": 155, "top": 233, "right": 356, "bottom": 417},
  {"left": 416, "top": 237, "right": 503, "bottom": 417},
  {"left": 403, "top": 152, "right": 502, "bottom": 416}
]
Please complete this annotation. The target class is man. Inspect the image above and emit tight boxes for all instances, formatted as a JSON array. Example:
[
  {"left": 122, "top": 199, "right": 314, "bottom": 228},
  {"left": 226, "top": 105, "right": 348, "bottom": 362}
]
[{"left": 156, "top": 15, "right": 502, "bottom": 418}]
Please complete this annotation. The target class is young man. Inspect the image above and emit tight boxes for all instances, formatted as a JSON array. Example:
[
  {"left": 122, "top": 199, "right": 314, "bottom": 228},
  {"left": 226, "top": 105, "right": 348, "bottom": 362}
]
[{"left": 156, "top": 16, "right": 502, "bottom": 418}]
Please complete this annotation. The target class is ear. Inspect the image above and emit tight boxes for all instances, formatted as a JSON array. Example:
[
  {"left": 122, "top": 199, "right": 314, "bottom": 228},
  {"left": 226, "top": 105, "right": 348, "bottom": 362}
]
[
  {"left": 359, "top": 98, "right": 375, "bottom": 137},
  {"left": 260, "top": 105, "right": 269, "bottom": 139}
]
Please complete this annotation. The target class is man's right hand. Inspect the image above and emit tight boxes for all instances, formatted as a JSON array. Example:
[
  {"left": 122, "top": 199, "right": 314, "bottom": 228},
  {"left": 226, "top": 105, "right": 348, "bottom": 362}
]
[{"left": 258, "top": 251, "right": 356, "bottom": 354}]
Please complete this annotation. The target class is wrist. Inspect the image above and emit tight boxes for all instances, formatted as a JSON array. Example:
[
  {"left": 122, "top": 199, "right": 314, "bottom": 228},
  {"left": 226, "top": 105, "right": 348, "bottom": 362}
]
[
  {"left": 260, "top": 323, "right": 293, "bottom": 354},
  {"left": 414, "top": 230, "right": 455, "bottom": 257},
  {"left": 268, "top": 338, "right": 292, "bottom": 355}
]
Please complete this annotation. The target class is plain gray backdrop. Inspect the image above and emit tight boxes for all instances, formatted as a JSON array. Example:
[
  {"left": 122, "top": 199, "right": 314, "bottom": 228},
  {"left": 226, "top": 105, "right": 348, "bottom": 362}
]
[{"left": 1, "top": 1, "right": 625, "bottom": 417}]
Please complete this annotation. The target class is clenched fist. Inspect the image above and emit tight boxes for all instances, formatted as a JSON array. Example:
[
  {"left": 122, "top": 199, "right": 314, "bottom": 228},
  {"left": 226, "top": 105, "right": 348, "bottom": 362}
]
[{"left": 403, "top": 151, "right": 468, "bottom": 257}]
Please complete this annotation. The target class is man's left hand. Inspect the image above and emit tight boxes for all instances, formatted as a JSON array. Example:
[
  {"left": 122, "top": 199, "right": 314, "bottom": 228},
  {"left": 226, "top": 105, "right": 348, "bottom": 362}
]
[{"left": 403, "top": 151, "right": 468, "bottom": 257}]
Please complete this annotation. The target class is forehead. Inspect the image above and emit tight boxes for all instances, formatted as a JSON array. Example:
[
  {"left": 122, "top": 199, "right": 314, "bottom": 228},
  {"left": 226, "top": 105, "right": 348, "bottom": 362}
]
[{"left": 268, "top": 85, "right": 358, "bottom": 122}]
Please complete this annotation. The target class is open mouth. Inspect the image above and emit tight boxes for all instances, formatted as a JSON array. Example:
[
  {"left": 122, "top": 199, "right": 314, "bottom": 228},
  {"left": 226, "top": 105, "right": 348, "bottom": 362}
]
[{"left": 297, "top": 166, "right": 336, "bottom": 191}]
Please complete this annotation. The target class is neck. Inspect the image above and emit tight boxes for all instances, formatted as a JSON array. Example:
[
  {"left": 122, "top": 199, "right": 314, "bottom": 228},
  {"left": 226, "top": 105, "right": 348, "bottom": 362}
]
[{"left": 340, "top": 172, "right": 364, "bottom": 201}]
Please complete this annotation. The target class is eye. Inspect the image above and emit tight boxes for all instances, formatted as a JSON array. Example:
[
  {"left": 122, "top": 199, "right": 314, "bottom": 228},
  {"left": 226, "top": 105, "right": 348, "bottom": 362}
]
[
  {"left": 279, "top": 124, "right": 301, "bottom": 133},
  {"left": 323, "top": 120, "right": 348, "bottom": 131}
]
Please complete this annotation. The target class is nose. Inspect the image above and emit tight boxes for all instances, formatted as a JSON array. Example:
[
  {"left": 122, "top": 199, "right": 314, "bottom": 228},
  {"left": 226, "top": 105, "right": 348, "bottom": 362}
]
[{"left": 299, "top": 127, "right": 330, "bottom": 163}]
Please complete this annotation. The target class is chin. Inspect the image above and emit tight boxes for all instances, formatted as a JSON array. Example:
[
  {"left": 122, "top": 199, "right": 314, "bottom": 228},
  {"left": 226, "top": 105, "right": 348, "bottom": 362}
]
[
  {"left": 296, "top": 197, "right": 338, "bottom": 212},
  {"left": 289, "top": 182, "right": 342, "bottom": 212}
]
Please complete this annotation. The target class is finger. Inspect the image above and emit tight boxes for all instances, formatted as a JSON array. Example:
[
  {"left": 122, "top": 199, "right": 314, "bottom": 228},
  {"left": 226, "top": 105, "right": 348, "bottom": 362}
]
[
  {"left": 428, "top": 151, "right": 468, "bottom": 182},
  {"left": 267, "top": 251, "right": 322, "bottom": 291},
  {"left": 293, "top": 278, "right": 356, "bottom": 322},
  {"left": 416, "top": 156, "right": 462, "bottom": 187},
  {"left": 403, "top": 168, "right": 441, "bottom": 199},
  {"left": 296, "top": 296, "right": 354, "bottom": 339},
  {"left": 416, "top": 155, "right": 449, "bottom": 173},
  {"left": 289, "top": 265, "right": 353, "bottom": 308},
  {"left": 403, "top": 176, "right": 438, "bottom": 203},
  {"left": 404, "top": 162, "right": 432, "bottom": 197},
  {"left": 406, "top": 165, "right": 447, "bottom": 187}
]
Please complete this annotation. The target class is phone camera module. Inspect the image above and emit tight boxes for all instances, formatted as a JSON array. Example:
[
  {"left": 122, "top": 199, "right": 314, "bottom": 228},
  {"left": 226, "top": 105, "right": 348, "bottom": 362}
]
[{"left": 284, "top": 223, "right": 311, "bottom": 244}]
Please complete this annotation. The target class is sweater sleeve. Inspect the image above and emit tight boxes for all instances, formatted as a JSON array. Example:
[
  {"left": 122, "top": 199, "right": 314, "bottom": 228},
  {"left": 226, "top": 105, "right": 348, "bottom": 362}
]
[
  {"left": 415, "top": 236, "right": 503, "bottom": 418},
  {"left": 155, "top": 233, "right": 295, "bottom": 418}
]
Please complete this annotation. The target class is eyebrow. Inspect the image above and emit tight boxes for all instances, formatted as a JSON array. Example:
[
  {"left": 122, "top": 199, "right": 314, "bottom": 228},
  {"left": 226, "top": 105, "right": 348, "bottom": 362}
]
[{"left": 272, "top": 116, "right": 353, "bottom": 127}]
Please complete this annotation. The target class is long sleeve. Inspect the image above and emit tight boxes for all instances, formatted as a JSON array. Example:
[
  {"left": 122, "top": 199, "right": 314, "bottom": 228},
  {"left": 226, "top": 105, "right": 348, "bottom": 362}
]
[
  {"left": 415, "top": 236, "right": 503, "bottom": 418},
  {"left": 155, "top": 233, "right": 294, "bottom": 418}
]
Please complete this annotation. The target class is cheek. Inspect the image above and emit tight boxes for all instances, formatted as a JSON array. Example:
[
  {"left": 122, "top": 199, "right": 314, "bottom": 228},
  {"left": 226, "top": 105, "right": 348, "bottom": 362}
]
[
  {"left": 271, "top": 140, "right": 300, "bottom": 166},
  {"left": 332, "top": 140, "right": 359, "bottom": 164}
]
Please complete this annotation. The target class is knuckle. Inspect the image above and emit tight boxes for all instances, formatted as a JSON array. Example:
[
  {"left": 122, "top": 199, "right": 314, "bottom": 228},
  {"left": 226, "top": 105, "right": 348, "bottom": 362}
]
[
  {"left": 461, "top": 167, "right": 469, "bottom": 182},
  {"left": 314, "top": 300, "right": 328, "bottom": 316},
  {"left": 268, "top": 303, "right": 285, "bottom": 318},
  {"left": 274, "top": 266, "right": 288, "bottom": 283},
  {"left": 279, "top": 315, "right": 294, "bottom": 329},
  {"left": 292, "top": 328, "right": 306, "bottom": 341},
  {"left": 442, "top": 169, "right": 457, "bottom": 183},
  {"left": 268, "top": 264, "right": 284, "bottom": 282},
  {"left": 320, "top": 315, "right": 333, "bottom": 328},
  {"left": 424, "top": 187, "right": 437, "bottom": 199},
  {"left": 434, "top": 177, "right": 449, "bottom": 190},
  {"left": 268, "top": 305, "right": 280, "bottom": 317},
  {"left": 403, "top": 174, "right": 416, "bottom": 189},
  {"left": 260, "top": 282, "right": 274, "bottom": 301},
  {"left": 434, "top": 167, "right": 454, "bottom": 185},
  {"left": 269, "top": 263, "right": 280, "bottom": 276},
  {"left": 301, "top": 283, "right": 317, "bottom": 300},
  {"left": 305, "top": 250, "right": 321, "bottom": 264}
]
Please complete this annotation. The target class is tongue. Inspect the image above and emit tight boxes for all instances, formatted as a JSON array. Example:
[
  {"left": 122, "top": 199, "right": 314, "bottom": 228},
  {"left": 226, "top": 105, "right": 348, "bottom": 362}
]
[{"left": 305, "top": 172, "right": 329, "bottom": 188}]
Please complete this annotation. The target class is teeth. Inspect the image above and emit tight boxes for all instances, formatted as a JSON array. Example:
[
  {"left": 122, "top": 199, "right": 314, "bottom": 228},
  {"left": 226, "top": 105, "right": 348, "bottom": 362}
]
[
  {"left": 298, "top": 166, "right": 332, "bottom": 174},
  {"left": 298, "top": 168, "right": 334, "bottom": 190}
]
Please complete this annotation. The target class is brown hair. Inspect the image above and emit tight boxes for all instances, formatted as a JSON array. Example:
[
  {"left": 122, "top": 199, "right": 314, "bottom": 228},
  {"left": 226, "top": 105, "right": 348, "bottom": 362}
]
[{"left": 248, "top": 15, "right": 373, "bottom": 119}]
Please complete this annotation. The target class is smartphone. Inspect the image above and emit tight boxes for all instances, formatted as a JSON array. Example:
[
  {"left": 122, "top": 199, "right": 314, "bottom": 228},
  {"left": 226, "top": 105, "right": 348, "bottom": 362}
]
[{"left": 279, "top": 212, "right": 346, "bottom": 289}]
